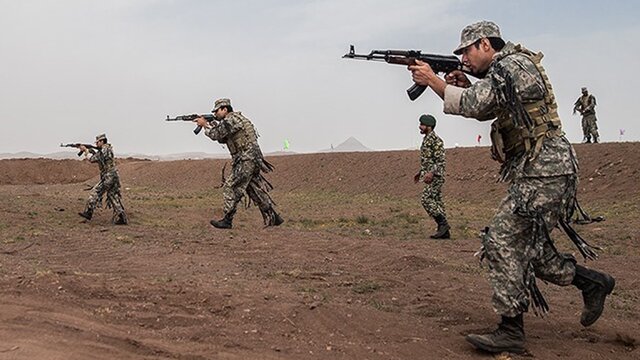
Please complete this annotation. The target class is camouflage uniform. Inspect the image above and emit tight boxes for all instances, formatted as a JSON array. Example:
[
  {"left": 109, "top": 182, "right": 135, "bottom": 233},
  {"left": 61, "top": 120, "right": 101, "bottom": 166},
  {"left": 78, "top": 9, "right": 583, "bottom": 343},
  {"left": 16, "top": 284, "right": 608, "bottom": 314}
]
[
  {"left": 205, "top": 100, "right": 280, "bottom": 225},
  {"left": 445, "top": 39, "right": 591, "bottom": 317},
  {"left": 438, "top": 21, "right": 614, "bottom": 353},
  {"left": 419, "top": 131, "right": 446, "bottom": 218},
  {"left": 573, "top": 90, "right": 599, "bottom": 143},
  {"left": 83, "top": 142, "right": 127, "bottom": 223}
]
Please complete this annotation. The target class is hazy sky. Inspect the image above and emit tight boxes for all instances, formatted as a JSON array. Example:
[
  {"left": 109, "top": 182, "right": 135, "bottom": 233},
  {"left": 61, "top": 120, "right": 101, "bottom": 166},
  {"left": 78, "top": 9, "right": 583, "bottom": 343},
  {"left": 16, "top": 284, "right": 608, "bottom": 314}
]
[{"left": 1, "top": 0, "right": 638, "bottom": 155}]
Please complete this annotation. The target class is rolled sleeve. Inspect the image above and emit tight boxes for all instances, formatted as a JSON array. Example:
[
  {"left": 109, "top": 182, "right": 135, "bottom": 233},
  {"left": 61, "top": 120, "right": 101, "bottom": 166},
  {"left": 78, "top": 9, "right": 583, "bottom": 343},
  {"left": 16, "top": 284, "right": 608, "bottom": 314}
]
[{"left": 444, "top": 85, "right": 464, "bottom": 115}]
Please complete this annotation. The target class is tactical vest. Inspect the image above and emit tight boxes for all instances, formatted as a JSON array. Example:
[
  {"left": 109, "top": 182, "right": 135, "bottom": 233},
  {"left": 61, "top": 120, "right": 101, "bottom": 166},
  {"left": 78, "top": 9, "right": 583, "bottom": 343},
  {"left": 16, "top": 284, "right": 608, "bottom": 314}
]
[
  {"left": 225, "top": 112, "right": 259, "bottom": 156},
  {"left": 97, "top": 144, "right": 116, "bottom": 173},
  {"left": 579, "top": 95, "right": 596, "bottom": 115},
  {"left": 490, "top": 46, "right": 563, "bottom": 164}
]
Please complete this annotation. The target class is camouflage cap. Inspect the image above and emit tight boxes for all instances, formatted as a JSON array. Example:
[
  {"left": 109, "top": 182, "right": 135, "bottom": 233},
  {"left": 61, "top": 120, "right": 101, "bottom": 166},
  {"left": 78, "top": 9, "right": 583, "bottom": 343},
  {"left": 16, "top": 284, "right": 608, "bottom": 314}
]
[
  {"left": 453, "top": 21, "right": 501, "bottom": 55},
  {"left": 95, "top": 133, "right": 107, "bottom": 142},
  {"left": 419, "top": 114, "right": 436, "bottom": 128},
  {"left": 581, "top": 87, "right": 588, "bottom": 92},
  {"left": 212, "top": 98, "right": 231, "bottom": 112}
]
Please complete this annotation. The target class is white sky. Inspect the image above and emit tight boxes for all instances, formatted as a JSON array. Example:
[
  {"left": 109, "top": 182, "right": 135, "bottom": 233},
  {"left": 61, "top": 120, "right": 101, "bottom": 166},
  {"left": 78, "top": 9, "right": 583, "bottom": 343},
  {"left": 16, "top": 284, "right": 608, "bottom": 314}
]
[{"left": 1, "top": 0, "right": 638, "bottom": 155}]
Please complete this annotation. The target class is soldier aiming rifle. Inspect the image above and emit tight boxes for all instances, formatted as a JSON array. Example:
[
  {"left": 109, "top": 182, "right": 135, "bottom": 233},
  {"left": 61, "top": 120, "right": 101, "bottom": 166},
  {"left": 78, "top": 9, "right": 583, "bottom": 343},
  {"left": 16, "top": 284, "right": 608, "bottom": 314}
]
[{"left": 63, "top": 134, "right": 128, "bottom": 225}]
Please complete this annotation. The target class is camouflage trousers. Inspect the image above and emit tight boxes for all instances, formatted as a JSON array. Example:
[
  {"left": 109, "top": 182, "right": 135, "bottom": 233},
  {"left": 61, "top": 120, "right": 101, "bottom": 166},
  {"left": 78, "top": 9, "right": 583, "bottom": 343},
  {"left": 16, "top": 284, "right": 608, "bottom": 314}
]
[
  {"left": 581, "top": 114, "right": 599, "bottom": 141},
  {"left": 421, "top": 175, "right": 446, "bottom": 218},
  {"left": 223, "top": 158, "right": 275, "bottom": 220},
  {"left": 482, "top": 175, "right": 577, "bottom": 317},
  {"left": 85, "top": 171, "right": 127, "bottom": 220}
]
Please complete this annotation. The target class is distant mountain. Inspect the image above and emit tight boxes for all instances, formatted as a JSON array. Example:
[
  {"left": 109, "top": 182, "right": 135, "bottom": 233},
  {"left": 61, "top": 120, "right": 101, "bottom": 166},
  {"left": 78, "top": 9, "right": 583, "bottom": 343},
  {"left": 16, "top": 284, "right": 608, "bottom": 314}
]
[
  {"left": 321, "top": 137, "right": 371, "bottom": 152},
  {"left": 265, "top": 151, "right": 297, "bottom": 157},
  {"left": 0, "top": 151, "right": 229, "bottom": 161},
  {"left": 0, "top": 152, "right": 47, "bottom": 160},
  {"left": 152, "top": 152, "right": 229, "bottom": 161},
  {"left": 47, "top": 151, "right": 82, "bottom": 160}
]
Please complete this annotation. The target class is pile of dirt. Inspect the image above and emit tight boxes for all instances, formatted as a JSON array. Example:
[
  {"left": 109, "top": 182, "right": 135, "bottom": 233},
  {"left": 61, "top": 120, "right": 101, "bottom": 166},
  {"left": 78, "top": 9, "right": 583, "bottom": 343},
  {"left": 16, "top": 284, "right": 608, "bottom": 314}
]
[
  {"left": 0, "top": 158, "right": 148, "bottom": 185},
  {"left": 1, "top": 142, "right": 637, "bottom": 204},
  {"left": 0, "top": 158, "right": 96, "bottom": 185}
]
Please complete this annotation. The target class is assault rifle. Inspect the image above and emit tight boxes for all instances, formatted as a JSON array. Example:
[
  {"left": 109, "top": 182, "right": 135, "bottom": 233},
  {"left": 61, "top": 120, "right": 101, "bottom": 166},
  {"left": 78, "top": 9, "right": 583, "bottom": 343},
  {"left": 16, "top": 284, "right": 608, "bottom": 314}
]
[
  {"left": 166, "top": 113, "right": 216, "bottom": 135},
  {"left": 342, "top": 45, "right": 472, "bottom": 101},
  {"left": 60, "top": 143, "right": 99, "bottom": 157}
]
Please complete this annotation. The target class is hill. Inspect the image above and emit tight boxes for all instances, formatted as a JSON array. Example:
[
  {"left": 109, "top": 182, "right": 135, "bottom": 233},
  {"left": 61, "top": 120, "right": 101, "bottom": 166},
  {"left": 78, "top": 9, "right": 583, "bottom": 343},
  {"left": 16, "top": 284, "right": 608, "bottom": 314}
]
[{"left": 321, "top": 136, "right": 371, "bottom": 152}]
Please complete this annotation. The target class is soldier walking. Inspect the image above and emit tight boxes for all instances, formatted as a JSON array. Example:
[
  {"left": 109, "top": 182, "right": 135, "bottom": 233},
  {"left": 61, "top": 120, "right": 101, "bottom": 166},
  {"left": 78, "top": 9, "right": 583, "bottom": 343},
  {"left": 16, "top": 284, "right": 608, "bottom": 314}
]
[
  {"left": 408, "top": 21, "right": 614, "bottom": 354},
  {"left": 78, "top": 134, "right": 128, "bottom": 225},
  {"left": 573, "top": 87, "right": 599, "bottom": 143},
  {"left": 194, "top": 98, "right": 283, "bottom": 229},
  {"left": 414, "top": 114, "right": 450, "bottom": 239}
]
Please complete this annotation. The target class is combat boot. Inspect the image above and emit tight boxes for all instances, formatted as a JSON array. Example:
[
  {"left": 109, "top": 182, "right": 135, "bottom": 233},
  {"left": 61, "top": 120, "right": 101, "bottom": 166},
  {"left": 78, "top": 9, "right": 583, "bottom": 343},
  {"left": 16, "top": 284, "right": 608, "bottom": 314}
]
[
  {"left": 430, "top": 214, "right": 450, "bottom": 239},
  {"left": 210, "top": 214, "right": 233, "bottom": 229},
  {"left": 593, "top": 136, "right": 599, "bottom": 144},
  {"left": 114, "top": 213, "right": 128, "bottom": 225},
  {"left": 466, "top": 314, "right": 525, "bottom": 354},
  {"left": 78, "top": 208, "right": 93, "bottom": 221},
  {"left": 572, "top": 264, "right": 615, "bottom": 326},
  {"left": 261, "top": 208, "right": 284, "bottom": 227},
  {"left": 270, "top": 212, "right": 284, "bottom": 227}
]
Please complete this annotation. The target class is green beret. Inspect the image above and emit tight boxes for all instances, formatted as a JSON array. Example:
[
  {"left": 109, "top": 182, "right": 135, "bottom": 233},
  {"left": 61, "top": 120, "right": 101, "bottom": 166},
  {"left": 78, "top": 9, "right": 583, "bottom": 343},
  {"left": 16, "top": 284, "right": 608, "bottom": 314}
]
[{"left": 419, "top": 114, "right": 436, "bottom": 128}]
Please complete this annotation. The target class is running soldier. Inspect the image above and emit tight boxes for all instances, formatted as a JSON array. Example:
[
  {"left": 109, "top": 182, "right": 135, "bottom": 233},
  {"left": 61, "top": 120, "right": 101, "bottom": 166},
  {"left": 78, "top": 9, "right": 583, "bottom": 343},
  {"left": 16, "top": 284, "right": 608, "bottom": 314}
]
[
  {"left": 194, "top": 98, "right": 283, "bottom": 229},
  {"left": 78, "top": 134, "right": 128, "bottom": 225},
  {"left": 408, "top": 21, "right": 614, "bottom": 354}
]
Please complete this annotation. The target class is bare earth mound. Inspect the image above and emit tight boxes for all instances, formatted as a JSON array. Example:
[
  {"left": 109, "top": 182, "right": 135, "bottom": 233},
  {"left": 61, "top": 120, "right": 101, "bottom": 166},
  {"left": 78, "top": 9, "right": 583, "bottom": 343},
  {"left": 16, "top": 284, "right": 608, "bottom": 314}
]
[{"left": 0, "top": 142, "right": 638, "bottom": 359}]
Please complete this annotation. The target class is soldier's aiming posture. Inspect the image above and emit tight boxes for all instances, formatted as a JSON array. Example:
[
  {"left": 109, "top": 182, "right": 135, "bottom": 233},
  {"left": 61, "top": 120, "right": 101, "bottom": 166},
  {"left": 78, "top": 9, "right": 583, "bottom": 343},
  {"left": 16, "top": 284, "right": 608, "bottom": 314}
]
[
  {"left": 194, "top": 98, "right": 283, "bottom": 229},
  {"left": 413, "top": 114, "right": 450, "bottom": 239},
  {"left": 408, "top": 21, "right": 614, "bottom": 354},
  {"left": 78, "top": 134, "right": 128, "bottom": 225},
  {"left": 573, "top": 87, "right": 599, "bottom": 143}
]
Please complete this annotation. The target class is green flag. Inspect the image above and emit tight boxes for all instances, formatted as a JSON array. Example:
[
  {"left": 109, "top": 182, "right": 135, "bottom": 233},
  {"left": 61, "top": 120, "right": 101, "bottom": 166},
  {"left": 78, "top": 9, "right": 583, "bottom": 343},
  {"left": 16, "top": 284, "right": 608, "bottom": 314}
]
[{"left": 283, "top": 139, "right": 290, "bottom": 150}]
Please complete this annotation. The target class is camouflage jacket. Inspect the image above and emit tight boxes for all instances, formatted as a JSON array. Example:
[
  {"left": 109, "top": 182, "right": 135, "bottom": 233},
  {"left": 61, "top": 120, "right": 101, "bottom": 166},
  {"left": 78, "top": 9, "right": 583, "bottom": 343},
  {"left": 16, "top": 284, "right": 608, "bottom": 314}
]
[
  {"left": 574, "top": 94, "right": 596, "bottom": 115},
  {"left": 443, "top": 42, "right": 577, "bottom": 179},
  {"left": 205, "top": 112, "right": 262, "bottom": 162},
  {"left": 420, "top": 131, "right": 446, "bottom": 177},
  {"left": 88, "top": 144, "right": 117, "bottom": 175}
]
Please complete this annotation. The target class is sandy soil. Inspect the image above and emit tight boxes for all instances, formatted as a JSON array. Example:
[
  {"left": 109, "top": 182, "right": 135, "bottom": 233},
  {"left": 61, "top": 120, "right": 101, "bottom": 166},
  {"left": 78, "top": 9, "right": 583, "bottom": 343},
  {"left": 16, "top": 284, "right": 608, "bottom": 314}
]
[{"left": 0, "top": 143, "right": 638, "bottom": 359}]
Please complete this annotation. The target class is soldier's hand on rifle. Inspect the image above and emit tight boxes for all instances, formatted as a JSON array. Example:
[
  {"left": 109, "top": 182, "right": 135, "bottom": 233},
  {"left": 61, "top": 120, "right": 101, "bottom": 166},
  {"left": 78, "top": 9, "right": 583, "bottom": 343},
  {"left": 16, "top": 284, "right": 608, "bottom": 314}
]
[
  {"left": 79, "top": 145, "right": 87, "bottom": 152},
  {"left": 408, "top": 60, "right": 436, "bottom": 87},
  {"left": 423, "top": 172, "right": 434, "bottom": 184},
  {"left": 194, "top": 116, "right": 210, "bottom": 129},
  {"left": 413, "top": 172, "right": 421, "bottom": 184},
  {"left": 445, "top": 70, "right": 472, "bottom": 88}
]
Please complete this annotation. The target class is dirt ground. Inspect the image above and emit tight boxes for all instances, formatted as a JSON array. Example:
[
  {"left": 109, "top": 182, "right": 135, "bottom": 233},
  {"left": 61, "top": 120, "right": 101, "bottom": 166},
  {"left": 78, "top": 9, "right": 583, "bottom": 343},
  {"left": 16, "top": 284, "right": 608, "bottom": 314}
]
[{"left": 0, "top": 143, "right": 638, "bottom": 359}]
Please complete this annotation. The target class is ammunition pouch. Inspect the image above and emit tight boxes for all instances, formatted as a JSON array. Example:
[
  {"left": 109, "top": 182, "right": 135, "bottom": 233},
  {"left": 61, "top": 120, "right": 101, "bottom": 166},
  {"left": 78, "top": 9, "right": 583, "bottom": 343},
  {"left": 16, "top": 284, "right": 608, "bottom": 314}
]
[{"left": 490, "top": 48, "right": 563, "bottom": 164}]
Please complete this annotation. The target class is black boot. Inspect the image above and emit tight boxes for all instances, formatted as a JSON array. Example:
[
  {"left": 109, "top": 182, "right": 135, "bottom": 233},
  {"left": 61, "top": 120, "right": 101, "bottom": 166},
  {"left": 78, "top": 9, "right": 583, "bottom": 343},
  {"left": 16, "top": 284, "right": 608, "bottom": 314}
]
[
  {"left": 78, "top": 208, "right": 93, "bottom": 221},
  {"left": 210, "top": 214, "right": 233, "bottom": 229},
  {"left": 593, "top": 136, "right": 599, "bottom": 144},
  {"left": 572, "top": 264, "right": 615, "bottom": 327},
  {"left": 114, "top": 213, "right": 128, "bottom": 225},
  {"left": 270, "top": 212, "right": 284, "bottom": 226},
  {"left": 261, "top": 208, "right": 284, "bottom": 227},
  {"left": 430, "top": 214, "right": 450, "bottom": 239},
  {"left": 466, "top": 314, "right": 525, "bottom": 354}
]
